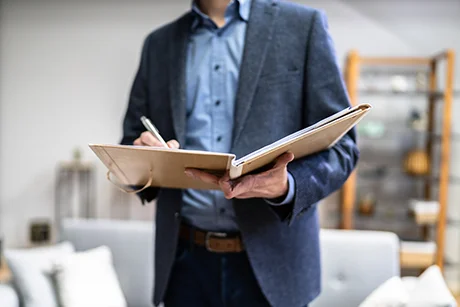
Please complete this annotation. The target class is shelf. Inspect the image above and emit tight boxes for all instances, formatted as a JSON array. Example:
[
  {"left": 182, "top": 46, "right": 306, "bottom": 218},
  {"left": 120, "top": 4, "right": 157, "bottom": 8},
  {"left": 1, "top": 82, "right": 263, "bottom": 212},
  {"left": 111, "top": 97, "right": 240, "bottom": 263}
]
[
  {"left": 356, "top": 164, "right": 460, "bottom": 184},
  {"left": 360, "top": 70, "right": 429, "bottom": 77},
  {"left": 400, "top": 254, "right": 435, "bottom": 269},
  {"left": 358, "top": 88, "right": 460, "bottom": 96},
  {"left": 354, "top": 216, "right": 422, "bottom": 241},
  {"left": 400, "top": 241, "right": 436, "bottom": 269},
  {"left": 342, "top": 50, "right": 455, "bottom": 272},
  {"left": 409, "top": 200, "right": 439, "bottom": 226},
  {"left": 412, "top": 212, "right": 438, "bottom": 225},
  {"left": 399, "top": 241, "right": 458, "bottom": 269},
  {"left": 357, "top": 130, "right": 460, "bottom": 142},
  {"left": 355, "top": 211, "right": 415, "bottom": 225},
  {"left": 359, "top": 89, "right": 447, "bottom": 98}
]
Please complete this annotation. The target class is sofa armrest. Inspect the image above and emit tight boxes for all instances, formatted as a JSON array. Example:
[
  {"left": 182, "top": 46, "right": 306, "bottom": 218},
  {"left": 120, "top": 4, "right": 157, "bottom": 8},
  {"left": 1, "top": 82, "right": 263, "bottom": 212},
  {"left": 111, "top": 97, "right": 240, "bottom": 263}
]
[
  {"left": 60, "top": 219, "right": 154, "bottom": 307},
  {"left": 311, "top": 229, "right": 400, "bottom": 307},
  {"left": 0, "top": 283, "right": 19, "bottom": 307}
]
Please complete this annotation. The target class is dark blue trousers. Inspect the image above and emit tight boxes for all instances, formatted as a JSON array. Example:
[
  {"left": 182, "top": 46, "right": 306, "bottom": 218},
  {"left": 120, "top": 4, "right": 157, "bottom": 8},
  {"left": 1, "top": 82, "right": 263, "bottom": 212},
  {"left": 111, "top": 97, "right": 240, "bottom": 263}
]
[{"left": 163, "top": 239, "right": 271, "bottom": 307}]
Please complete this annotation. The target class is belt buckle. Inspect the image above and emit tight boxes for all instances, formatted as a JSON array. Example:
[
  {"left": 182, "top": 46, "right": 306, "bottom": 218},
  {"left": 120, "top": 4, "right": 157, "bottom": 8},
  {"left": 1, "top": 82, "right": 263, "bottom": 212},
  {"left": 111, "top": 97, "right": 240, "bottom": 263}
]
[{"left": 205, "top": 231, "right": 227, "bottom": 253}]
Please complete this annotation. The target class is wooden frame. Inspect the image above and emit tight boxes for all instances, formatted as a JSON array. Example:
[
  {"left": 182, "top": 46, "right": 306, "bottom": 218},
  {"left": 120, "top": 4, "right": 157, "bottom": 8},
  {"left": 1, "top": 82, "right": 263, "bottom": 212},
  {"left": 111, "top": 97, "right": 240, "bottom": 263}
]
[{"left": 341, "top": 49, "right": 455, "bottom": 272}]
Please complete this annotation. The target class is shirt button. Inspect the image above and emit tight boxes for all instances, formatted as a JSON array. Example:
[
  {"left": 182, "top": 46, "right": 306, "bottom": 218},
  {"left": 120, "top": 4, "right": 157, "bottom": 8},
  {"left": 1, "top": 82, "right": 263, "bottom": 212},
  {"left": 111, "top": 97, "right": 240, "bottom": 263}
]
[
  {"left": 174, "top": 212, "right": 180, "bottom": 219},
  {"left": 216, "top": 136, "right": 222, "bottom": 142},
  {"left": 214, "top": 65, "right": 220, "bottom": 71},
  {"left": 215, "top": 100, "right": 221, "bottom": 106},
  {"left": 220, "top": 208, "right": 226, "bottom": 214}
]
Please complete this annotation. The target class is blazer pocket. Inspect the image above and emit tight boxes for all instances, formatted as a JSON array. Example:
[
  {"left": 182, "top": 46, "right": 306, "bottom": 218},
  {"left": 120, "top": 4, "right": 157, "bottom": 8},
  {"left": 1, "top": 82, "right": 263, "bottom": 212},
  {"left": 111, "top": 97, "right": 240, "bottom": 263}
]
[{"left": 258, "top": 70, "right": 301, "bottom": 86}]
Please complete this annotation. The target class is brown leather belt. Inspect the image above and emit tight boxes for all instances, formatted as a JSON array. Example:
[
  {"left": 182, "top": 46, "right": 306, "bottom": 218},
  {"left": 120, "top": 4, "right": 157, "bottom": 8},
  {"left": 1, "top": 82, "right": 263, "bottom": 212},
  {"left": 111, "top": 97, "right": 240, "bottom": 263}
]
[{"left": 179, "top": 223, "right": 244, "bottom": 253}]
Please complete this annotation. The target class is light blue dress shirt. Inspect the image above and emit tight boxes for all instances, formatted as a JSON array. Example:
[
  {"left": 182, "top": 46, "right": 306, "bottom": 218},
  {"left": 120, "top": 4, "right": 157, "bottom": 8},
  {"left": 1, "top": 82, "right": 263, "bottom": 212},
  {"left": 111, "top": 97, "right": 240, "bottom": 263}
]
[{"left": 181, "top": 0, "right": 295, "bottom": 231}]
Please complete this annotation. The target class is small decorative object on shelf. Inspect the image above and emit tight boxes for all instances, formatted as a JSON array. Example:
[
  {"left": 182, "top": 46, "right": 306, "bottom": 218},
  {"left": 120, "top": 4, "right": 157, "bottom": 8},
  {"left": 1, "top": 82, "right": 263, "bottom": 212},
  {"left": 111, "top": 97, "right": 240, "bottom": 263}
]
[
  {"left": 415, "top": 72, "right": 428, "bottom": 91},
  {"left": 73, "top": 147, "right": 82, "bottom": 163},
  {"left": 409, "top": 199, "right": 440, "bottom": 225},
  {"left": 391, "top": 75, "right": 409, "bottom": 93},
  {"left": 357, "top": 121, "right": 386, "bottom": 139},
  {"left": 408, "top": 108, "right": 428, "bottom": 132},
  {"left": 403, "top": 149, "right": 430, "bottom": 176},
  {"left": 358, "top": 193, "right": 376, "bottom": 216},
  {"left": 29, "top": 219, "right": 52, "bottom": 245}
]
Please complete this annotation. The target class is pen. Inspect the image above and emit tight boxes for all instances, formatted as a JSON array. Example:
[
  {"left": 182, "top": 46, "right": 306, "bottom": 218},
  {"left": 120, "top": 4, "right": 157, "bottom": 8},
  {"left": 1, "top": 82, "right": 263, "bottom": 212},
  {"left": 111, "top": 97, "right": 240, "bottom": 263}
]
[{"left": 140, "top": 116, "right": 169, "bottom": 148}]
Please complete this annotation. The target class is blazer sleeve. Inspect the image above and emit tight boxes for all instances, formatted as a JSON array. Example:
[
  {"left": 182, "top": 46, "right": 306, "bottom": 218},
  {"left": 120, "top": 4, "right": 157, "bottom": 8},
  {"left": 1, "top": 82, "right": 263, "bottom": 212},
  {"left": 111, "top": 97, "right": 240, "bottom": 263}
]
[
  {"left": 120, "top": 35, "right": 159, "bottom": 204},
  {"left": 286, "top": 10, "right": 359, "bottom": 225}
]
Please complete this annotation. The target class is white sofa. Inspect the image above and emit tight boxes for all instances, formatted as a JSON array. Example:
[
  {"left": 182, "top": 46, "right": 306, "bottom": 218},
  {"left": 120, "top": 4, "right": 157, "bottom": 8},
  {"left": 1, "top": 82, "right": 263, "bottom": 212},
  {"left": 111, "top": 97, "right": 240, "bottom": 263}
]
[{"left": 0, "top": 219, "right": 400, "bottom": 307}]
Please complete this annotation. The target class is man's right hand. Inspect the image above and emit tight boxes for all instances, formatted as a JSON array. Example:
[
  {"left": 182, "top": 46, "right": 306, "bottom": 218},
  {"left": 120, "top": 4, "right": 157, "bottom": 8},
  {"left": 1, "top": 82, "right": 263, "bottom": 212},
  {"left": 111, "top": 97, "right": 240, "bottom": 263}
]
[{"left": 134, "top": 131, "right": 180, "bottom": 149}]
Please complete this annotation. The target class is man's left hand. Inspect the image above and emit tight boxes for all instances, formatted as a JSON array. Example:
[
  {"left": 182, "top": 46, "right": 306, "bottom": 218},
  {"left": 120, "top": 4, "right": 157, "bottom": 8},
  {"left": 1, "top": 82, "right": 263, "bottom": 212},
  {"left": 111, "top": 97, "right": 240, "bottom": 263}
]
[{"left": 184, "top": 152, "right": 295, "bottom": 200}]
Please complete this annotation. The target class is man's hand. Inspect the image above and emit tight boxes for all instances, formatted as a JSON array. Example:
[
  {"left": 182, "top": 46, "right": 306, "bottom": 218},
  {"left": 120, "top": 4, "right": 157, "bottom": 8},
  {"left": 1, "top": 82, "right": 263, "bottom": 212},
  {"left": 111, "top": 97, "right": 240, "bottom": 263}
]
[
  {"left": 185, "top": 152, "right": 295, "bottom": 200},
  {"left": 134, "top": 131, "right": 180, "bottom": 149}
]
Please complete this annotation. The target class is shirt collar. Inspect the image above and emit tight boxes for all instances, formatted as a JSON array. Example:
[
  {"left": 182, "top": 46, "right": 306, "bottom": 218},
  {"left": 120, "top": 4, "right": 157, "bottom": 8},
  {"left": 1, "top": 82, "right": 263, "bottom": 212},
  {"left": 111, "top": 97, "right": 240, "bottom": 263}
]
[
  {"left": 191, "top": 0, "right": 251, "bottom": 32},
  {"left": 237, "top": 0, "right": 251, "bottom": 21}
]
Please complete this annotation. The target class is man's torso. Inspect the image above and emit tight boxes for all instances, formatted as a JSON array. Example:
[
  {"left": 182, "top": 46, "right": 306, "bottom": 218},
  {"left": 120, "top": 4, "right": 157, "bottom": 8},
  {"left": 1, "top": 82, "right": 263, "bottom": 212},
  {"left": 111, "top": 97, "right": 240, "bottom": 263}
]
[
  {"left": 182, "top": 0, "right": 250, "bottom": 232},
  {"left": 139, "top": 1, "right": 326, "bottom": 306}
]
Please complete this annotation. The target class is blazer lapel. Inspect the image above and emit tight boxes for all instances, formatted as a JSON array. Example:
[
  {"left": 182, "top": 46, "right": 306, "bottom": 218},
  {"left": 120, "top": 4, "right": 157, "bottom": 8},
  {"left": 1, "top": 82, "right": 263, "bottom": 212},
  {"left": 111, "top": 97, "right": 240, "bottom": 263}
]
[
  {"left": 169, "top": 13, "right": 193, "bottom": 146},
  {"left": 231, "top": 0, "right": 279, "bottom": 149}
]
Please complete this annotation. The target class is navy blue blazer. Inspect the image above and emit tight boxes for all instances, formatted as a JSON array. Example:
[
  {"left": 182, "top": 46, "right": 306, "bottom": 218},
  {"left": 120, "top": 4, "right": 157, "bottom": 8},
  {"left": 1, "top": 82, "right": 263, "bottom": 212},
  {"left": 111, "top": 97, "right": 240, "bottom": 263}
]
[{"left": 121, "top": 0, "right": 359, "bottom": 306}]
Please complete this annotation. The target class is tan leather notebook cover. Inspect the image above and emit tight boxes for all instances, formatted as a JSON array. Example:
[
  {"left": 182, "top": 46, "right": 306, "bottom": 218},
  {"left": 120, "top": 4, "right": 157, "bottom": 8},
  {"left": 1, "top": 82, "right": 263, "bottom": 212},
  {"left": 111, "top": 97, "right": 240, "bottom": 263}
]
[{"left": 89, "top": 103, "right": 371, "bottom": 191}]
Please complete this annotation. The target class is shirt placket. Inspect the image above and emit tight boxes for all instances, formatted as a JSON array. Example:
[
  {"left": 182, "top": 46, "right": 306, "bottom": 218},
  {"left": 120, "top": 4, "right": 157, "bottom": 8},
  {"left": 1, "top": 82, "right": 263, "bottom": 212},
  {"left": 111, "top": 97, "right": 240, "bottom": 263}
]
[{"left": 211, "top": 30, "right": 230, "bottom": 224}]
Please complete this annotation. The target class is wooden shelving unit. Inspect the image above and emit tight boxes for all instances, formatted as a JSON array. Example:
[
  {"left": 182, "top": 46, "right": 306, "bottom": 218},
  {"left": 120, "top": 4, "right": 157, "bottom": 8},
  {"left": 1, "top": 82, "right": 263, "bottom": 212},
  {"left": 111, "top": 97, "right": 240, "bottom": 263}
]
[{"left": 340, "top": 49, "right": 455, "bottom": 272}]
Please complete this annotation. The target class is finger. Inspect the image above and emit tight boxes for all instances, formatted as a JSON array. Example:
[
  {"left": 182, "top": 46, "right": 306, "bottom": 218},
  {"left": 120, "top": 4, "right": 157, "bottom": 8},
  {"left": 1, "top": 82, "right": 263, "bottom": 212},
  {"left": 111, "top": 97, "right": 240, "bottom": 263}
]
[
  {"left": 167, "top": 140, "right": 180, "bottom": 149},
  {"left": 218, "top": 172, "right": 236, "bottom": 197},
  {"left": 133, "top": 138, "right": 142, "bottom": 146},
  {"left": 223, "top": 175, "right": 255, "bottom": 199},
  {"left": 231, "top": 191, "right": 256, "bottom": 199},
  {"left": 185, "top": 169, "right": 219, "bottom": 185},
  {"left": 273, "top": 152, "right": 295, "bottom": 169},
  {"left": 218, "top": 172, "right": 231, "bottom": 187},
  {"left": 140, "top": 132, "right": 163, "bottom": 146}
]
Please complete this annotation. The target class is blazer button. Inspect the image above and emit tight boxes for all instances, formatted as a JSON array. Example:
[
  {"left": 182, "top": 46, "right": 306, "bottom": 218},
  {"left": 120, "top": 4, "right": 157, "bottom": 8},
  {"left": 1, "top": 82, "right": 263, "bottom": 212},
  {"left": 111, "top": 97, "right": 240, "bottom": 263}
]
[{"left": 174, "top": 212, "right": 180, "bottom": 219}]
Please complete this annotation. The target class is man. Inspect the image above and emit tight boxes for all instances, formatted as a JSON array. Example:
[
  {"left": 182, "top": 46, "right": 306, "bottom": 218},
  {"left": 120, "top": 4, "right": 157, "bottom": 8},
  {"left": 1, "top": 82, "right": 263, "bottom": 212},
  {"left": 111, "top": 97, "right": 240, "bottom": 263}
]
[{"left": 121, "top": 0, "right": 358, "bottom": 306}]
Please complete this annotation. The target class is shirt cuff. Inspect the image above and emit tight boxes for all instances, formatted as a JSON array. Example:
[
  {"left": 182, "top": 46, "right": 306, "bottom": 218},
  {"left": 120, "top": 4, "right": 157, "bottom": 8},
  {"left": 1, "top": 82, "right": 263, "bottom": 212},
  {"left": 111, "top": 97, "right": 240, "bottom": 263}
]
[{"left": 265, "top": 172, "right": 295, "bottom": 206}]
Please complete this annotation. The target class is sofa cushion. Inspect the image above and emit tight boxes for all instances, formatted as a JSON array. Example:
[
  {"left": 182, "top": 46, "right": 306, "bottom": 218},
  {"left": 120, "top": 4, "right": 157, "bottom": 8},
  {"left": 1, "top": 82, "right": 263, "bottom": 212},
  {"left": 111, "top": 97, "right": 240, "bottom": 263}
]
[
  {"left": 0, "top": 284, "right": 20, "bottom": 307},
  {"left": 53, "top": 245, "right": 127, "bottom": 307},
  {"left": 4, "top": 241, "right": 74, "bottom": 307},
  {"left": 405, "top": 265, "right": 456, "bottom": 307},
  {"left": 359, "top": 266, "right": 456, "bottom": 307},
  {"left": 60, "top": 219, "right": 154, "bottom": 307},
  {"left": 358, "top": 276, "right": 409, "bottom": 307},
  {"left": 311, "top": 230, "right": 400, "bottom": 307}
]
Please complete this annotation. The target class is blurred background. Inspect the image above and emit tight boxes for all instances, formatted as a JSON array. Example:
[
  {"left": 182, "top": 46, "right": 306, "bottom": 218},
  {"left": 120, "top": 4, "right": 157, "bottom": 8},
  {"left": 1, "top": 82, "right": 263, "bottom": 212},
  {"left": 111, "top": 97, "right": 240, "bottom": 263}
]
[{"left": 0, "top": 0, "right": 460, "bottom": 306}]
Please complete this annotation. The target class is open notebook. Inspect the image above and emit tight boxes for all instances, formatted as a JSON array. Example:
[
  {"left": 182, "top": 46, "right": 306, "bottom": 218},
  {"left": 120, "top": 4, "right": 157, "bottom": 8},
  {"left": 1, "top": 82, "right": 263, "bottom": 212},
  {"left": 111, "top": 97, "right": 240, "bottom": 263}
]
[{"left": 90, "top": 103, "right": 371, "bottom": 191}]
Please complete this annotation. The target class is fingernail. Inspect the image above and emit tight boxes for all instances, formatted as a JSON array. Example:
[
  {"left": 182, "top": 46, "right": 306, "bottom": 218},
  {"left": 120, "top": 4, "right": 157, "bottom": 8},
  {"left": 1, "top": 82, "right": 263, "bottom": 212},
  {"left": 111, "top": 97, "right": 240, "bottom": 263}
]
[{"left": 184, "top": 170, "right": 194, "bottom": 178}]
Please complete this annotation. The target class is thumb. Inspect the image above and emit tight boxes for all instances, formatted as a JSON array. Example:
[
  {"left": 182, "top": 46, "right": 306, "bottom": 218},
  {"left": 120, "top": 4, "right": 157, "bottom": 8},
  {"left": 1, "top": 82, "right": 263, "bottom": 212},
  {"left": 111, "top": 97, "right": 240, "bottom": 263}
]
[
  {"left": 167, "top": 140, "right": 180, "bottom": 149},
  {"left": 273, "top": 152, "right": 295, "bottom": 169}
]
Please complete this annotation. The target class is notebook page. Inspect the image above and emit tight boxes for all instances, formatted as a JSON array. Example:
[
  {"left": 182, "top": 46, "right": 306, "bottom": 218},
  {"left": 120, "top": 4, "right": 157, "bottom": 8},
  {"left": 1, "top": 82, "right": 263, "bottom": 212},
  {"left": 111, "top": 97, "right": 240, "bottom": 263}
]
[{"left": 233, "top": 105, "right": 360, "bottom": 166}]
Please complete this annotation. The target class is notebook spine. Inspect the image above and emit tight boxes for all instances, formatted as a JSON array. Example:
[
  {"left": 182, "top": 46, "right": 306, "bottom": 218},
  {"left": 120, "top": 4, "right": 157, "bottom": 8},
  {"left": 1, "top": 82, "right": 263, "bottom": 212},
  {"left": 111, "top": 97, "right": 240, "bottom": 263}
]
[{"left": 229, "top": 164, "right": 244, "bottom": 179}]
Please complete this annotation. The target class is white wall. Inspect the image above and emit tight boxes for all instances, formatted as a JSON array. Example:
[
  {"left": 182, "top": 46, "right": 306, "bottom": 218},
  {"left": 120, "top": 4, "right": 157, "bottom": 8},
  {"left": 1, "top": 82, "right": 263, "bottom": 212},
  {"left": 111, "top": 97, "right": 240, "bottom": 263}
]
[
  {"left": 1, "top": 0, "right": 460, "bottom": 287},
  {"left": 0, "top": 0, "right": 191, "bottom": 247}
]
